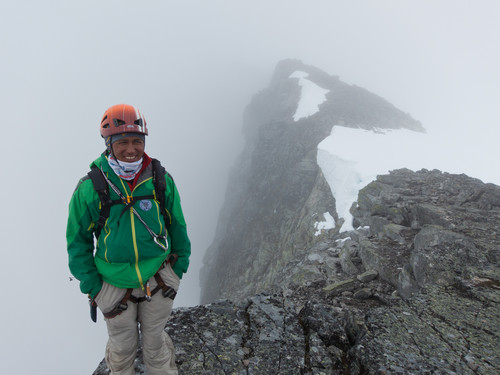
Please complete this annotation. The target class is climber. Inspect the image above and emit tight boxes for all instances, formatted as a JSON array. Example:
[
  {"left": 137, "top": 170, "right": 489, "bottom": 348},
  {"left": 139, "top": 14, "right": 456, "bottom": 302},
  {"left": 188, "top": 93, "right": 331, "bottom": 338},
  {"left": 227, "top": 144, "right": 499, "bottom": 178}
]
[{"left": 66, "top": 104, "right": 191, "bottom": 375}]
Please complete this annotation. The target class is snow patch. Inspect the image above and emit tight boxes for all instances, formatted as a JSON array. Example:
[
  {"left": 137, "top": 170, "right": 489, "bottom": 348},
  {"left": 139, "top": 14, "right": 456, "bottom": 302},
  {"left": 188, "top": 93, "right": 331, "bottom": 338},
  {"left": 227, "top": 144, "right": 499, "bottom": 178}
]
[
  {"left": 357, "top": 226, "right": 370, "bottom": 230},
  {"left": 317, "top": 126, "right": 436, "bottom": 232},
  {"left": 335, "top": 237, "right": 351, "bottom": 244},
  {"left": 290, "top": 71, "right": 330, "bottom": 121},
  {"left": 314, "top": 212, "right": 335, "bottom": 236}
]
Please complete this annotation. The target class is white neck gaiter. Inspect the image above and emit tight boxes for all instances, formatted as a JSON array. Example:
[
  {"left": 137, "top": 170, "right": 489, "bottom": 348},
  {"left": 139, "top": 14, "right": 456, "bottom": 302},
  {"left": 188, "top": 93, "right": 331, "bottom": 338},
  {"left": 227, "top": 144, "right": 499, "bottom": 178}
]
[{"left": 108, "top": 154, "right": 144, "bottom": 180}]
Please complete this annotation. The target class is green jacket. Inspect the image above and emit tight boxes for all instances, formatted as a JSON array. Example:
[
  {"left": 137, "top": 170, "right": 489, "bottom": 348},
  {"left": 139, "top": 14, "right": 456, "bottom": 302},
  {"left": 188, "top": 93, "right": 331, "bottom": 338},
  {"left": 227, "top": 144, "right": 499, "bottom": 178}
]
[{"left": 66, "top": 154, "right": 191, "bottom": 298}]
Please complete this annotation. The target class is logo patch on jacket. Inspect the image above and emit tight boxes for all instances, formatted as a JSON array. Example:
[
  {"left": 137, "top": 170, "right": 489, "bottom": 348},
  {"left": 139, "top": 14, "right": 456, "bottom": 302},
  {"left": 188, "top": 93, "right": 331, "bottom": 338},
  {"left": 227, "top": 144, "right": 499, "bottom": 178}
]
[{"left": 139, "top": 200, "right": 153, "bottom": 211}]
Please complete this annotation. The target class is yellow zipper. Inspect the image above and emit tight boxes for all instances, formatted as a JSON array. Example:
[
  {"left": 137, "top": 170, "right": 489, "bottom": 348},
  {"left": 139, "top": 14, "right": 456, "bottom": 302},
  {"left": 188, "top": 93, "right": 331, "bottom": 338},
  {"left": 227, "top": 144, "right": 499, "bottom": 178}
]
[
  {"left": 133, "top": 177, "right": 151, "bottom": 193},
  {"left": 103, "top": 222, "right": 111, "bottom": 262},
  {"left": 130, "top": 207, "right": 144, "bottom": 290},
  {"left": 154, "top": 199, "right": 163, "bottom": 235},
  {"left": 119, "top": 178, "right": 145, "bottom": 290}
]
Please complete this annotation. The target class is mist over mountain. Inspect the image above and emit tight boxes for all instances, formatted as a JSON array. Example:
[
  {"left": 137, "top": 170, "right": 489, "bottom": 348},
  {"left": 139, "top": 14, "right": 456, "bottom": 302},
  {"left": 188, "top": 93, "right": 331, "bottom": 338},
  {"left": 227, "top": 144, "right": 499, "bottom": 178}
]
[
  {"left": 95, "top": 60, "right": 500, "bottom": 374},
  {"left": 200, "top": 59, "right": 424, "bottom": 304}
]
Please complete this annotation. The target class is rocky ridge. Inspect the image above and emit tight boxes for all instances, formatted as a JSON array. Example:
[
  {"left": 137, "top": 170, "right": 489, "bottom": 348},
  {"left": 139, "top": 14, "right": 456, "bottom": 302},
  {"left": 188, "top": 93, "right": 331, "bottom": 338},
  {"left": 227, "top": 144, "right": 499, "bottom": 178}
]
[{"left": 199, "top": 59, "right": 423, "bottom": 304}]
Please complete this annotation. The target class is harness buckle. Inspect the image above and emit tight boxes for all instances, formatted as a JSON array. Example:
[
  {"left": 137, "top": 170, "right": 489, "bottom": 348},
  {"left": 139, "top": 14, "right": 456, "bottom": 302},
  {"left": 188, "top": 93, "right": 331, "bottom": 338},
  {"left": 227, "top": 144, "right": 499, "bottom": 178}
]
[
  {"left": 117, "top": 302, "right": 128, "bottom": 312},
  {"left": 162, "top": 286, "right": 177, "bottom": 300}
]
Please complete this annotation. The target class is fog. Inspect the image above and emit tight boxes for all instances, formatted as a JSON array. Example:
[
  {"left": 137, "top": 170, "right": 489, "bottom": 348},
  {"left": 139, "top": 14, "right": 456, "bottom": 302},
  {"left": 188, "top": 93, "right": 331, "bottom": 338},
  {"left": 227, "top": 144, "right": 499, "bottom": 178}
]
[{"left": 1, "top": 1, "right": 499, "bottom": 374}]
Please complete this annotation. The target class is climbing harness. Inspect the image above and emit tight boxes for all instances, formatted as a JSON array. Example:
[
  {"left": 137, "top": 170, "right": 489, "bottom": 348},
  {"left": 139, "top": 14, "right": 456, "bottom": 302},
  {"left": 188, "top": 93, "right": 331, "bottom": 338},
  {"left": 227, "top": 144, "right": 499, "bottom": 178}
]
[{"left": 101, "top": 256, "right": 178, "bottom": 319}]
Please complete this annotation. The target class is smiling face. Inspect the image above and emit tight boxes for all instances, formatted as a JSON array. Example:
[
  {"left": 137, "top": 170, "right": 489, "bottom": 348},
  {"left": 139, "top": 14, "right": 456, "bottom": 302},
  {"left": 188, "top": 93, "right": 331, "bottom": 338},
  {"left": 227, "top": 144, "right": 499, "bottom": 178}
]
[{"left": 111, "top": 135, "right": 145, "bottom": 162}]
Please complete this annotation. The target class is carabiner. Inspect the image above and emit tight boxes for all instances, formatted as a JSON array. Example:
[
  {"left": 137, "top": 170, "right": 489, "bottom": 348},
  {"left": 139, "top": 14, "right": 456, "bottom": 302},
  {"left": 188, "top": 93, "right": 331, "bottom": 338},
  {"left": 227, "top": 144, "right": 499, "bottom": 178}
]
[{"left": 153, "top": 235, "right": 169, "bottom": 251}]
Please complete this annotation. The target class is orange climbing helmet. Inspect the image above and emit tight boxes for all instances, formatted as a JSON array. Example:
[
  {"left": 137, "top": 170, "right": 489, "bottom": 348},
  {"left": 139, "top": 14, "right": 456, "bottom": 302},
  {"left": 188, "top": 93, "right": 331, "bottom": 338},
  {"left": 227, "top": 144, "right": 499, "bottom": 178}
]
[{"left": 100, "top": 104, "right": 148, "bottom": 138}]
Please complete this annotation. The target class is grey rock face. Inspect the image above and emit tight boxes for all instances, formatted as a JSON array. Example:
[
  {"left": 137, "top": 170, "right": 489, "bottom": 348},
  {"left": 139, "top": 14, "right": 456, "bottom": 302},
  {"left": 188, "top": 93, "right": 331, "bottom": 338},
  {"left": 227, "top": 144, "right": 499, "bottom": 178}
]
[
  {"left": 352, "top": 168, "right": 500, "bottom": 298},
  {"left": 162, "top": 170, "right": 496, "bottom": 375}
]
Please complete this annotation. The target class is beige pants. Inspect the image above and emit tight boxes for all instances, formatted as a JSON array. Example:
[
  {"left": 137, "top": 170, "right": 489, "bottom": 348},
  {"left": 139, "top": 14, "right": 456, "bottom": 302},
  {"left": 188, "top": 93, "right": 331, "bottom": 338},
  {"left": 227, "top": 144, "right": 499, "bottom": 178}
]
[{"left": 96, "top": 263, "right": 180, "bottom": 375}]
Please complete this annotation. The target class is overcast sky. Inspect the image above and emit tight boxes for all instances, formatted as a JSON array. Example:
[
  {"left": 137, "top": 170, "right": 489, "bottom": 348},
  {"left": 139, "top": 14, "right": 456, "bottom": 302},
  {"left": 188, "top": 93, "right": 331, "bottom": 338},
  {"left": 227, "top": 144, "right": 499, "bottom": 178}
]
[{"left": 1, "top": 1, "right": 499, "bottom": 374}]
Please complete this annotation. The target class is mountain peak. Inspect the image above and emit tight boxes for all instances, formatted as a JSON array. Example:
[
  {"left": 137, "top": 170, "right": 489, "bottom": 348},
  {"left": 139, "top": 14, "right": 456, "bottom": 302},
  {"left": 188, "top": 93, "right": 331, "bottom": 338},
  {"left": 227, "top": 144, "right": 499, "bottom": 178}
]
[
  {"left": 203, "top": 60, "right": 427, "bottom": 305},
  {"left": 245, "top": 59, "right": 424, "bottom": 134}
]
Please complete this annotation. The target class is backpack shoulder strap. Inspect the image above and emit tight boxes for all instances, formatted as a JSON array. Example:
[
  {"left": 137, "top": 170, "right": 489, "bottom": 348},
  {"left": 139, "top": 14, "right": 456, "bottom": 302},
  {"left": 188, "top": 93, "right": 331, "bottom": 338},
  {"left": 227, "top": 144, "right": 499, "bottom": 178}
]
[
  {"left": 151, "top": 158, "right": 172, "bottom": 229},
  {"left": 87, "top": 167, "right": 112, "bottom": 240},
  {"left": 88, "top": 161, "right": 172, "bottom": 238}
]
